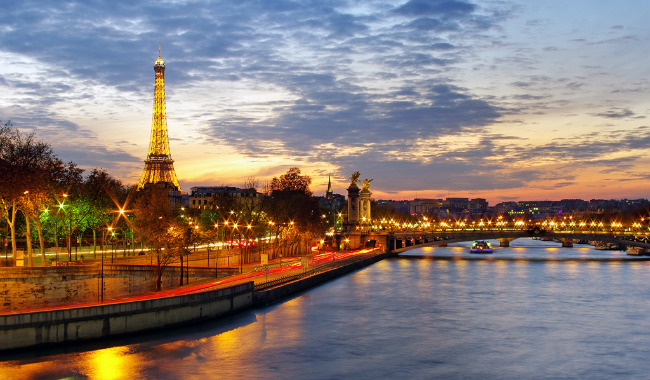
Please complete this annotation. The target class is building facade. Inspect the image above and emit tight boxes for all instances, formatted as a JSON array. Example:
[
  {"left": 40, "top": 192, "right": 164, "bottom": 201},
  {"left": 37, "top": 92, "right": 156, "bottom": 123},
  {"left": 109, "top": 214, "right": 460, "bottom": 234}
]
[{"left": 189, "top": 186, "right": 262, "bottom": 210}]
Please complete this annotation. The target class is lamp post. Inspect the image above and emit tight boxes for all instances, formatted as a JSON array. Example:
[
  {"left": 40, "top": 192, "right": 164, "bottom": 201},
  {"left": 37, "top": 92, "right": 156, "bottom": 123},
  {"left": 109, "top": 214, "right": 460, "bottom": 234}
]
[
  {"left": 223, "top": 221, "right": 229, "bottom": 248},
  {"left": 246, "top": 224, "right": 252, "bottom": 265},
  {"left": 100, "top": 227, "right": 108, "bottom": 302},
  {"left": 108, "top": 227, "right": 114, "bottom": 263},
  {"left": 55, "top": 194, "right": 67, "bottom": 261},
  {"left": 213, "top": 222, "right": 221, "bottom": 276},
  {"left": 194, "top": 224, "right": 199, "bottom": 252},
  {"left": 232, "top": 223, "right": 242, "bottom": 273}
]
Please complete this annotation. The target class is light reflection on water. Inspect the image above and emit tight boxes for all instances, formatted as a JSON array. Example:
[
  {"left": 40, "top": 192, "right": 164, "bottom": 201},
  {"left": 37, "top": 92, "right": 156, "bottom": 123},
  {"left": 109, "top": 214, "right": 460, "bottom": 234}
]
[
  {"left": 0, "top": 239, "right": 648, "bottom": 380},
  {"left": 80, "top": 347, "right": 145, "bottom": 380}
]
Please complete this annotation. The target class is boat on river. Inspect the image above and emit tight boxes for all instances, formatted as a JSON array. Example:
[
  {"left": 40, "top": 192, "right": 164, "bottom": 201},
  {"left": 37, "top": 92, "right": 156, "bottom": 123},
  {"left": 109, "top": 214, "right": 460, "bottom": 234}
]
[
  {"left": 626, "top": 246, "right": 643, "bottom": 256},
  {"left": 470, "top": 240, "right": 493, "bottom": 254},
  {"left": 594, "top": 242, "right": 618, "bottom": 250}
]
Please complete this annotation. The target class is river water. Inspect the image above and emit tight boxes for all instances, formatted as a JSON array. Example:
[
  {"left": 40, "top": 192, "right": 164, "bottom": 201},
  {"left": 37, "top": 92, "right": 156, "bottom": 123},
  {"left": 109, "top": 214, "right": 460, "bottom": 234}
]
[{"left": 1, "top": 239, "right": 649, "bottom": 380}]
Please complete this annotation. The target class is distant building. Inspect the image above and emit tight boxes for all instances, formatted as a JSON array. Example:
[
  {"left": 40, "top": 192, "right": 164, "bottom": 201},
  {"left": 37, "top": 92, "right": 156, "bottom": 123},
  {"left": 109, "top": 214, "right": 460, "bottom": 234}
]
[
  {"left": 409, "top": 199, "right": 443, "bottom": 215},
  {"left": 317, "top": 193, "right": 346, "bottom": 210},
  {"left": 558, "top": 199, "right": 589, "bottom": 213},
  {"left": 188, "top": 186, "right": 262, "bottom": 210},
  {"left": 317, "top": 176, "right": 347, "bottom": 231},
  {"left": 443, "top": 197, "right": 469, "bottom": 211},
  {"left": 375, "top": 197, "right": 489, "bottom": 217},
  {"left": 376, "top": 196, "right": 648, "bottom": 218},
  {"left": 514, "top": 201, "right": 558, "bottom": 216},
  {"left": 589, "top": 198, "right": 649, "bottom": 212},
  {"left": 376, "top": 200, "right": 411, "bottom": 214},
  {"left": 493, "top": 201, "right": 518, "bottom": 215},
  {"left": 326, "top": 176, "right": 334, "bottom": 200},
  {"left": 589, "top": 199, "right": 618, "bottom": 212},
  {"left": 468, "top": 198, "right": 488, "bottom": 213}
]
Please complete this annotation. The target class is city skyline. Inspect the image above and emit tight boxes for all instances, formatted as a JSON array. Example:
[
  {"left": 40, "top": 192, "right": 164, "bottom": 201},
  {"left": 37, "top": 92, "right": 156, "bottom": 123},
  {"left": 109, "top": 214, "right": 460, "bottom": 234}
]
[{"left": 1, "top": 0, "right": 648, "bottom": 204}]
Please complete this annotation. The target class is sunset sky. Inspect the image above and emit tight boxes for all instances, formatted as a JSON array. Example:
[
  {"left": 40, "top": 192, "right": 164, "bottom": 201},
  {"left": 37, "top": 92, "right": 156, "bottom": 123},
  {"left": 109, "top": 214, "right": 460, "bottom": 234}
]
[{"left": 1, "top": 0, "right": 648, "bottom": 204}]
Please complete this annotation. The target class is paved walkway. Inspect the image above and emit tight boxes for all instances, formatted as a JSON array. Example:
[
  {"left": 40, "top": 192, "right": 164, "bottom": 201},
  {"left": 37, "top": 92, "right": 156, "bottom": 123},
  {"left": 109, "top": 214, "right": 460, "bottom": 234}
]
[{"left": 0, "top": 248, "right": 380, "bottom": 316}]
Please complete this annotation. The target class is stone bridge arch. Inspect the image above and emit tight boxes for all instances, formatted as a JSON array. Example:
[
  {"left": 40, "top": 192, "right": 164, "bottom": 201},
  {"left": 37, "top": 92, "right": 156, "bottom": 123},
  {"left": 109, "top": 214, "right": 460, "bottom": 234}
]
[{"left": 385, "top": 230, "right": 650, "bottom": 253}]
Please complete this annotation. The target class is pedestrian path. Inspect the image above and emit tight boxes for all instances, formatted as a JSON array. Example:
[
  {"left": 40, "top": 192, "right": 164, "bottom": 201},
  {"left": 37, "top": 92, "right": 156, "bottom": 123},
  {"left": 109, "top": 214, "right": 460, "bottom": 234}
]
[{"left": 0, "top": 248, "right": 379, "bottom": 316}]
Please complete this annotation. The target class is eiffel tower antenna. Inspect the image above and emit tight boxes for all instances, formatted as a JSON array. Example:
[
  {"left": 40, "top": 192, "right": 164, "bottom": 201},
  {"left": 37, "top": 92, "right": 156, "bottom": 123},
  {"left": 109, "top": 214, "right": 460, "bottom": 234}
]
[{"left": 138, "top": 44, "right": 182, "bottom": 191}]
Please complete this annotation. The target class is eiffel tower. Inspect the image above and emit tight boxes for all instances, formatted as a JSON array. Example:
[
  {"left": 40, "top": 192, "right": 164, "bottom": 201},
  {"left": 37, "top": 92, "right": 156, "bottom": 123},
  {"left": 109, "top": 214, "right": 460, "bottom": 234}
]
[{"left": 138, "top": 44, "right": 181, "bottom": 191}]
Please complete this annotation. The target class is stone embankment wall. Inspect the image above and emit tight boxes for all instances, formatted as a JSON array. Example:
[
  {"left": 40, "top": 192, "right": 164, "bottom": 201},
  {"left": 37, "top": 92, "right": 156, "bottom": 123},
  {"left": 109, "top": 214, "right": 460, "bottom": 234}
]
[
  {"left": 0, "top": 250, "right": 394, "bottom": 352},
  {"left": 254, "top": 251, "right": 391, "bottom": 306},
  {"left": 0, "top": 264, "right": 236, "bottom": 312},
  {"left": 0, "top": 282, "right": 253, "bottom": 352}
]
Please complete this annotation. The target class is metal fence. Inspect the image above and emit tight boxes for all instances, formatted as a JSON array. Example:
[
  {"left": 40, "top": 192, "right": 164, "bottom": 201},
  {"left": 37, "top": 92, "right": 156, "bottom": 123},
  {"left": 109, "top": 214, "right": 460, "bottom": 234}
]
[{"left": 254, "top": 249, "right": 380, "bottom": 291}]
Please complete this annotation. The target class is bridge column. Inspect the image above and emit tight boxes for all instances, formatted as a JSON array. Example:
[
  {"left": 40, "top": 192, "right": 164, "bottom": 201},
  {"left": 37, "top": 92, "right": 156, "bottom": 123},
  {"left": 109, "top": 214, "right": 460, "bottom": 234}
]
[
  {"left": 558, "top": 238, "right": 573, "bottom": 248},
  {"left": 496, "top": 238, "right": 514, "bottom": 247}
]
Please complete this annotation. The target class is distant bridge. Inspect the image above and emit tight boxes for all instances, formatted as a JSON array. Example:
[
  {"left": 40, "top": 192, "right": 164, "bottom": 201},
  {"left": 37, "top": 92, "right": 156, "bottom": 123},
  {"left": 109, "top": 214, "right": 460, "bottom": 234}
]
[{"left": 384, "top": 229, "right": 650, "bottom": 252}]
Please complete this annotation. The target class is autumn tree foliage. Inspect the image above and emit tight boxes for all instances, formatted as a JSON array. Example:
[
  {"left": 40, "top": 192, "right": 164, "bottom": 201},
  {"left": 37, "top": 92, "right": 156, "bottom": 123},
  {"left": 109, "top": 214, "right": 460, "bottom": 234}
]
[
  {"left": 132, "top": 185, "right": 187, "bottom": 290},
  {"left": 268, "top": 167, "right": 312, "bottom": 195},
  {"left": 265, "top": 167, "right": 324, "bottom": 257}
]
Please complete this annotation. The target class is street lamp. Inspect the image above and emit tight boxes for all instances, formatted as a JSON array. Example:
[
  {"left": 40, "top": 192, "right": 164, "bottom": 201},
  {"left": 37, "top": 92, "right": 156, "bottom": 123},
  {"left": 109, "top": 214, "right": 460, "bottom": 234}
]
[
  {"left": 100, "top": 226, "right": 110, "bottom": 302},
  {"left": 108, "top": 227, "right": 115, "bottom": 263},
  {"left": 231, "top": 223, "right": 242, "bottom": 273},
  {"left": 223, "top": 220, "right": 229, "bottom": 248}
]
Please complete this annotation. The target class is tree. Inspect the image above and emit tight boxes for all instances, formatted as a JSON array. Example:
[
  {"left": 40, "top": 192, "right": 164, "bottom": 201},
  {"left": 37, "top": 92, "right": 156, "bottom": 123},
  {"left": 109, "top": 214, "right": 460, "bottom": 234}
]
[
  {"left": 0, "top": 122, "right": 71, "bottom": 265},
  {"left": 265, "top": 168, "right": 323, "bottom": 258},
  {"left": 81, "top": 169, "right": 127, "bottom": 256},
  {"left": 269, "top": 167, "right": 312, "bottom": 195},
  {"left": 0, "top": 122, "right": 31, "bottom": 259},
  {"left": 20, "top": 190, "right": 51, "bottom": 265},
  {"left": 50, "top": 163, "right": 86, "bottom": 260},
  {"left": 132, "top": 185, "right": 187, "bottom": 290}
]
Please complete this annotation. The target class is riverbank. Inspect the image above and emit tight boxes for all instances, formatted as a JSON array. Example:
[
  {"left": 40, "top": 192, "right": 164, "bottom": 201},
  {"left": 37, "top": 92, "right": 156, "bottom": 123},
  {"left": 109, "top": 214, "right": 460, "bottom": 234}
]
[
  {"left": 0, "top": 282, "right": 254, "bottom": 352},
  {"left": 254, "top": 250, "right": 391, "bottom": 306},
  {"left": 0, "top": 248, "right": 387, "bottom": 352}
]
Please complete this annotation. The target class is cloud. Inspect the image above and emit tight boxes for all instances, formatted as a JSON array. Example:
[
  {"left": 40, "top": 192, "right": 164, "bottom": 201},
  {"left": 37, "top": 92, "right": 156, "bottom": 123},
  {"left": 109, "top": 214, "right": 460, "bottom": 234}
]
[
  {"left": 404, "top": 17, "right": 459, "bottom": 32},
  {"left": 204, "top": 81, "right": 502, "bottom": 160},
  {"left": 594, "top": 108, "right": 635, "bottom": 119},
  {"left": 394, "top": 0, "right": 476, "bottom": 17},
  {"left": 0, "top": 0, "right": 647, "bottom": 200}
]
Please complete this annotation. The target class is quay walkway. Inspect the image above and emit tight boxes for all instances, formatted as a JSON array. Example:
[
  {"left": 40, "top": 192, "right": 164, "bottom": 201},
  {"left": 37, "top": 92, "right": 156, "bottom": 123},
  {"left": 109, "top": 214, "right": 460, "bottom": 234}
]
[
  {"left": 0, "top": 247, "right": 382, "bottom": 315},
  {"left": 0, "top": 247, "right": 386, "bottom": 352}
]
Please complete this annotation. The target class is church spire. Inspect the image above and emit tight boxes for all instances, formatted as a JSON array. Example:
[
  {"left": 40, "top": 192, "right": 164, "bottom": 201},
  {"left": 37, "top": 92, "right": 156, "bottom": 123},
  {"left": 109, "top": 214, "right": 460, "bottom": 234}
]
[{"left": 326, "top": 175, "right": 333, "bottom": 199}]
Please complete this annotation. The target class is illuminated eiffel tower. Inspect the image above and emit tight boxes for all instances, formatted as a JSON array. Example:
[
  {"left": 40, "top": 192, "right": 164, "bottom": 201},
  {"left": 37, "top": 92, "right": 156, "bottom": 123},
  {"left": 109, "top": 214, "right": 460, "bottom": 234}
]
[{"left": 138, "top": 44, "right": 181, "bottom": 191}]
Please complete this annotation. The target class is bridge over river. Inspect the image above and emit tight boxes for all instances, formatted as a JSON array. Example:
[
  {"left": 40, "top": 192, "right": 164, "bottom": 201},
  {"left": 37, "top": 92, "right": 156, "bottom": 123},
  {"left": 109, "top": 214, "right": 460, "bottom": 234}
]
[{"left": 384, "top": 229, "right": 650, "bottom": 252}]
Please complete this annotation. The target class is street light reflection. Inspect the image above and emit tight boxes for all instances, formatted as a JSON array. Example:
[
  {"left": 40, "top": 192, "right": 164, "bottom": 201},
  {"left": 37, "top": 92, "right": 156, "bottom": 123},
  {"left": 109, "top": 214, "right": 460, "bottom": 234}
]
[{"left": 81, "top": 346, "right": 143, "bottom": 380}]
